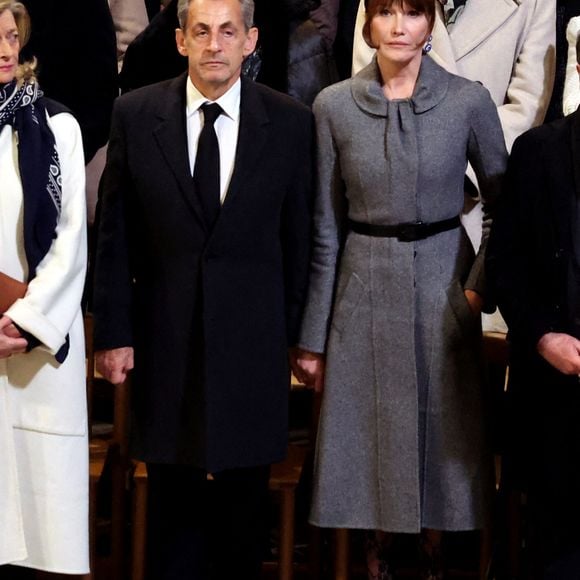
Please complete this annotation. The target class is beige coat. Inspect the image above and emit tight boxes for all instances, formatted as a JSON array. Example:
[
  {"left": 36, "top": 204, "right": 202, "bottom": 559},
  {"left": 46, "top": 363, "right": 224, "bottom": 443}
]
[{"left": 108, "top": 0, "right": 149, "bottom": 71}]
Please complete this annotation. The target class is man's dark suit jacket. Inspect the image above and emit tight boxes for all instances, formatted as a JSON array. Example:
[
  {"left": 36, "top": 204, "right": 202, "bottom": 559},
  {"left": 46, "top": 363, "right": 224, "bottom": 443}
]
[
  {"left": 93, "top": 74, "right": 313, "bottom": 472},
  {"left": 487, "top": 106, "right": 580, "bottom": 572},
  {"left": 487, "top": 108, "right": 580, "bottom": 484}
]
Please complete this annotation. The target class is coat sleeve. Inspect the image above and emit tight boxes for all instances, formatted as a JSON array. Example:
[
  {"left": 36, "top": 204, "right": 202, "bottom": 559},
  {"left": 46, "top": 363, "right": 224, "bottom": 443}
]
[
  {"left": 92, "top": 99, "right": 135, "bottom": 351},
  {"left": 109, "top": 0, "right": 150, "bottom": 70},
  {"left": 351, "top": 0, "right": 373, "bottom": 76},
  {"left": 281, "top": 108, "right": 315, "bottom": 345},
  {"left": 486, "top": 130, "right": 565, "bottom": 349},
  {"left": 6, "top": 113, "right": 87, "bottom": 354},
  {"left": 298, "top": 91, "right": 347, "bottom": 353},
  {"left": 464, "top": 86, "right": 508, "bottom": 303},
  {"left": 496, "top": 0, "right": 555, "bottom": 151},
  {"left": 563, "top": 16, "right": 580, "bottom": 117}
]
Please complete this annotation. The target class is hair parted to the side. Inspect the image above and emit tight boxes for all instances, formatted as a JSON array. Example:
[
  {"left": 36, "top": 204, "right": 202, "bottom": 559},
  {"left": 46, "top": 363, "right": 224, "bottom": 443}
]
[
  {"left": 0, "top": 0, "right": 35, "bottom": 83},
  {"left": 177, "top": 0, "right": 254, "bottom": 31},
  {"left": 362, "top": 0, "right": 436, "bottom": 49}
]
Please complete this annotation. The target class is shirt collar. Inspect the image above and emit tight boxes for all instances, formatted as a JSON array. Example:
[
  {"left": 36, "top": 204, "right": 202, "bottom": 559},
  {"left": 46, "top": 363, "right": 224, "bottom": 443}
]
[{"left": 186, "top": 77, "right": 241, "bottom": 122}]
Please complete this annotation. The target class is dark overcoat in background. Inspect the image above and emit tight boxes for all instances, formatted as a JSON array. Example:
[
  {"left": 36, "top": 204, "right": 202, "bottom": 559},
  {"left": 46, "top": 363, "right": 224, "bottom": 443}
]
[
  {"left": 92, "top": 73, "right": 313, "bottom": 472},
  {"left": 21, "top": 0, "right": 118, "bottom": 163},
  {"left": 119, "top": 0, "right": 338, "bottom": 107}
]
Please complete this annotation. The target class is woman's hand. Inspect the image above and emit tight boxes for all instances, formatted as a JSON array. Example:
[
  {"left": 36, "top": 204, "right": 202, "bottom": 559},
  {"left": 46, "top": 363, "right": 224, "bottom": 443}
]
[
  {"left": 0, "top": 315, "right": 28, "bottom": 359},
  {"left": 464, "top": 289, "right": 484, "bottom": 316},
  {"left": 289, "top": 347, "right": 326, "bottom": 393}
]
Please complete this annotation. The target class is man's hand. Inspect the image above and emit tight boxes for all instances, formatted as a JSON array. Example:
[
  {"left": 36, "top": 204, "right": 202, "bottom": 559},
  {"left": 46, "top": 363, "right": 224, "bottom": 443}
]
[
  {"left": 464, "top": 289, "right": 484, "bottom": 316},
  {"left": 537, "top": 332, "right": 580, "bottom": 375},
  {"left": 0, "top": 315, "right": 27, "bottom": 359},
  {"left": 289, "top": 347, "right": 325, "bottom": 392},
  {"left": 96, "top": 347, "right": 134, "bottom": 385}
]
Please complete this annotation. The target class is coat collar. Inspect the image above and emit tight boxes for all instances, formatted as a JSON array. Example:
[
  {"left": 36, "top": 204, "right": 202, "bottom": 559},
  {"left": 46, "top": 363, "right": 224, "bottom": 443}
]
[
  {"left": 151, "top": 74, "right": 270, "bottom": 232},
  {"left": 220, "top": 76, "right": 270, "bottom": 213},
  {"left": 152, "top": 72, "right": 207, "bottom": 230},
  {"left": 544, "top": 110, "right": 580, "bottom": 254},
  {"left": 351, "top": 55, "right": 449, "bottom": 117},
  {"left": 570, "top": 108, "right": 580, "bottom": 207},
  {"left": 448, "top": 0, "right": 520, "bottom": 61}
]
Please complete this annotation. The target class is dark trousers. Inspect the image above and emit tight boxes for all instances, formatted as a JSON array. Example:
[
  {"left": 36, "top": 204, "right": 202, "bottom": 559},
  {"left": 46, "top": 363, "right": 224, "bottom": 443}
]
[
  {"left": 145, "top": 463, "right": 270, "bottom": 580},
  {"left": 514, "top": 362, "right": 580, "bottom": 579},
  {"left": 0, "top": 565, "right": 35, "bottom": 579}
]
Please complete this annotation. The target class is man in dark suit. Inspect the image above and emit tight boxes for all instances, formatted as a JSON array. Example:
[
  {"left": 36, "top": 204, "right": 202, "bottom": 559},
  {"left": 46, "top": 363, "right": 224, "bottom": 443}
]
[
  {"left": 92, "top": 0, "right": 313, "bottom": 577},
  {"left": 487, "top": 43, "right": 580, "bottom": 580}
]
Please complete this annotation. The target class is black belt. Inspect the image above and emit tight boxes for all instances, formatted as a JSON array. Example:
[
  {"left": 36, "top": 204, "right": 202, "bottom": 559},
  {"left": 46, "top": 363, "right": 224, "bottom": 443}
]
[{"left": 348, "top": 215, "right": 461, "bottom": 242}]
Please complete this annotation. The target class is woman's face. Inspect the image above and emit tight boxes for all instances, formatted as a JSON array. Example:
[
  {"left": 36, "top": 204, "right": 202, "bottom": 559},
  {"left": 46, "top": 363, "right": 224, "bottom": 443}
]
[
  {"left": 369, "top": 2, "right": 430, "bottom": 68},
  {"left": 0, "top": 9, "right": 20, "bottom": 85}
]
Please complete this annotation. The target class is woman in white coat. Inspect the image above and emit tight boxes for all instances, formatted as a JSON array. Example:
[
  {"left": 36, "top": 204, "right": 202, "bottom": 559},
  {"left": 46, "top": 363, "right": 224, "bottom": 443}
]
[{"left": 0, "top": 1, "right": 88, "bottom": 576}]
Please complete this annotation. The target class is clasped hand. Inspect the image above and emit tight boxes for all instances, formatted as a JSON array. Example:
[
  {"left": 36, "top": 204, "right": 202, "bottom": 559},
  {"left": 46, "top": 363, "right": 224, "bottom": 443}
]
[
  {"left": 537, "top": 332, "right": 580, "bottom": 375},
  {"left": 289, "top": 347, "right": 325, "bottom": 392},
  {"left": 96, "top": 347, "right": 134, "bottom": 385},
  {"left": 0, "top": 315, "right": 27, "bottom": 359}
]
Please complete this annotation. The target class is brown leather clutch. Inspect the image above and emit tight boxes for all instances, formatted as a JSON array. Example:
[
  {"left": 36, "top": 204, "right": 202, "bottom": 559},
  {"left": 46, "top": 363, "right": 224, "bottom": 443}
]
[{"left": 0, "top": 271, "right": 27, "bottom": 314}]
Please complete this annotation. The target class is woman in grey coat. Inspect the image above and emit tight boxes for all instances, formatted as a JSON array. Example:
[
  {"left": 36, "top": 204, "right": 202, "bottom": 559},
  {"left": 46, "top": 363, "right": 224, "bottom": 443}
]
[{"left": 291, "top": 0, "right": 507, "bottom": 577}]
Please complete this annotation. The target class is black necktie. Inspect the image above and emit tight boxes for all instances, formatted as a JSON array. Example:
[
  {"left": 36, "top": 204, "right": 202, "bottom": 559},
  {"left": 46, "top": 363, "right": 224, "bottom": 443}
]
[{"left": 194, "top": 102, "right": 223, "bottom": 226}]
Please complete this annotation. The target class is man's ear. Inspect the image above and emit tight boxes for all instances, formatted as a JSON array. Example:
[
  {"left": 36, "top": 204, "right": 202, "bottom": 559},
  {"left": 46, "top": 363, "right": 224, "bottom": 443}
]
[
  {"left": 243, "top": 26, "right": 259, "bottom": 58},
  {"left": 176, "top": 28, "right": 187, "bottom": 57}
]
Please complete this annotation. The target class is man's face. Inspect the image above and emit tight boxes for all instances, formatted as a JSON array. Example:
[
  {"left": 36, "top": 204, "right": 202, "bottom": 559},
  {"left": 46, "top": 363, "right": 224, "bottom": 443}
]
[{"left": 176, "top": 0, "right": 258, "bottom": 99}]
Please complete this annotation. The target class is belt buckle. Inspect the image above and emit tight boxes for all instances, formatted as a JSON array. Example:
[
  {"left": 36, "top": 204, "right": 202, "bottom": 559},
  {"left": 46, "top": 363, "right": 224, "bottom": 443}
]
[{"left": 397, "top": 221, "right": 423, "bottom": 242}]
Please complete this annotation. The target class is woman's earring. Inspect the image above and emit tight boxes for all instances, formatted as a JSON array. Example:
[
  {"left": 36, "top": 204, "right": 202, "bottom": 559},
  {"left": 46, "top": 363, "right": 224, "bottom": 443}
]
[{"left": 423, "top": 35, "right": 433, "bottom": 54}]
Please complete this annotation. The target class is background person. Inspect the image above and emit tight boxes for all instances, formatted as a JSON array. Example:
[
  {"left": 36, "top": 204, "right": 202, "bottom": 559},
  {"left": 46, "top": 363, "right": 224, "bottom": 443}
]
[{"left": 487, "top": 36, "right": 580, "bottom": 580}]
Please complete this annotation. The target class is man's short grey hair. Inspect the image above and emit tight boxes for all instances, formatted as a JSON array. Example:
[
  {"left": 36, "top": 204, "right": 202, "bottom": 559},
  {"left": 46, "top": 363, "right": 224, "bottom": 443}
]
[{"left": 177, "top": 0, "right": 254, "bottom": 31}]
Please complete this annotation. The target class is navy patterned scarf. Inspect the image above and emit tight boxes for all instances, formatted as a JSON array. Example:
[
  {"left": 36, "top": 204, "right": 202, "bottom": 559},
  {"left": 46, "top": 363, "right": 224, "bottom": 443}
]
[
  {"left": 0, "top": 79, "right": 62, "bottom": 279},
  {"left": 0, "top": 78, "right": 68, "bottom": 361}
]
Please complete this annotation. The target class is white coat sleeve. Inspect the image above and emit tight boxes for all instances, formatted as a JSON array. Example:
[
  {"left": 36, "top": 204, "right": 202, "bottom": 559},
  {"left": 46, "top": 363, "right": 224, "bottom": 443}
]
[
  {"left": 563, "top": 16, "right": 580, "bottom": 116},
  {"left": 6, "top": 113, "right": 87, "bottom": 355}
]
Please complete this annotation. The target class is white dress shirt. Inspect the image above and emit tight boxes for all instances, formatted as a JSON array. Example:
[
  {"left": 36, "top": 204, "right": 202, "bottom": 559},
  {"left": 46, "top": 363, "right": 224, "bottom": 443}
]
[{"left": 185, "top": 77, "right": 241, "bottom": 204}]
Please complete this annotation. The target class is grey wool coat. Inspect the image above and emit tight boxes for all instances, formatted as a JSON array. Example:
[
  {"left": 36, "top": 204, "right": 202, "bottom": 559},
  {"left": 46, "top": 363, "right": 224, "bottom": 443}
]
[{"left": 299, "top": 56, "right": 507, "bottom": 533}]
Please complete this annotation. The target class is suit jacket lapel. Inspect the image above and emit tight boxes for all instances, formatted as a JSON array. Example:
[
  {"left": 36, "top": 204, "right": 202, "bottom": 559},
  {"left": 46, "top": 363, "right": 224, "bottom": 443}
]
[
  {"left": 152, "top": 73, "right": 207, "bottom": 231},
  {"left": 449, "top": 0, "right": 519, "bottom": 61},
  {"left": 220, "top": 78, "right": 270, "bottom": 213},
  {"left": 548, "top": 112, "right": 580, "bottom": 253},
  {"left": 570, "top": 110, "right": 580, "bottom": 213}
]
